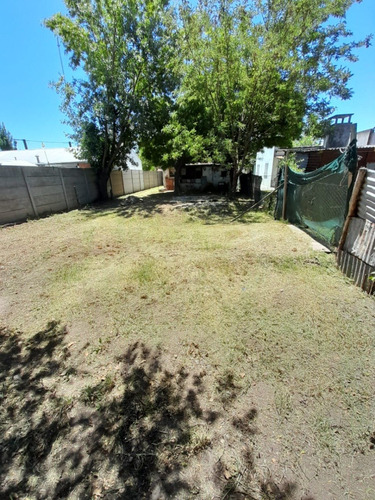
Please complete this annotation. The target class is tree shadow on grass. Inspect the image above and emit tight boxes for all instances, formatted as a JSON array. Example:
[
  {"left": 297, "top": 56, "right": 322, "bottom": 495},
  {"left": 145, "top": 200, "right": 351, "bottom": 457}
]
[
  {"left": 0, "top": 327, "right": 301, "bottom": 499},
  {"left": 81, "top": 192, "right": 263, "bottom": 225},
  {"left": 0, "top": 322, "right": 72, "bottom": 496},
  {"left": 82, "top": 192, "right": 171, "bottom": 219}
]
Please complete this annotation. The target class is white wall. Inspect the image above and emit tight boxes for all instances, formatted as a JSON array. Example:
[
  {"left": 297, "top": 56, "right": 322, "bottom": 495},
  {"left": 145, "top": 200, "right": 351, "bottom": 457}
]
[
  {"left": 254, "top": 147, "right": 278, "bottom": 190},
  {"left": 110, "top": 169, "right": 163, "bottom": 197}
]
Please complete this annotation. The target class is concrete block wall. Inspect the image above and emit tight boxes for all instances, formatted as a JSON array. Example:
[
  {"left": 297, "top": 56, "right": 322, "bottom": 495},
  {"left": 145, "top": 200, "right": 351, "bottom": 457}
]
[
  {"left": 110, "top": 170, "right": 163, "bottom": 197},
  {"left": 0, "top": 166, "right": 98, "bottom": 225},
  {"left": 0, "top": 166, "right": 163, "bottom": 226}
]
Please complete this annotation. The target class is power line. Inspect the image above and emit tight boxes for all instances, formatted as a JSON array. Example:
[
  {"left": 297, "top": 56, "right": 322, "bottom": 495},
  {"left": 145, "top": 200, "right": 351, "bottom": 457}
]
[{"left": 14, "top": 139, "right": 75, "bottom": 145}]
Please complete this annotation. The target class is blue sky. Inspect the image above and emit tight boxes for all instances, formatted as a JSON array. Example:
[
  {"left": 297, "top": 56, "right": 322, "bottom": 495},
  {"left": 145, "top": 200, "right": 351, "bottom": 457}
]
[{"left": 0, "top": 0, "right": 374, "bottom": 150}]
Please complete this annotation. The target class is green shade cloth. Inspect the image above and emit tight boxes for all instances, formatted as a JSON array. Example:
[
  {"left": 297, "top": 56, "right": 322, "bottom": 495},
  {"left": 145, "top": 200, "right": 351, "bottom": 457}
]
[{"left": 275, "top": 140, "right": 357, "bottom": 247}]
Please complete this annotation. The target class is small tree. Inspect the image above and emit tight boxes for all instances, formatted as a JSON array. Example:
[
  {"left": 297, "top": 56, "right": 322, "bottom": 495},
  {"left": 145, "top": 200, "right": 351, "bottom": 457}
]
[
  {"left": 0, "top": 123, "right": 15, "bottom": 151},
  {"left": 46, "top": 0, "right": 177, "bottom": 199}
]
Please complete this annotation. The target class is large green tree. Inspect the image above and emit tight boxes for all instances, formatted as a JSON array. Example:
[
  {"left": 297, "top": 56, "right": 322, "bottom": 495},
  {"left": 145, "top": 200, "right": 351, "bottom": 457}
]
[
  {"left": 0, "top": 123, "right": 15, "bottom": 151},
  {"left": 46, "top": 0, "right": 177, "bottom": 199},
  {"left": 140, "top": 87, "right": 219, "bottom": 193},
  {"left": 173, "top": 0, "right": 370, "bottom": 194}
]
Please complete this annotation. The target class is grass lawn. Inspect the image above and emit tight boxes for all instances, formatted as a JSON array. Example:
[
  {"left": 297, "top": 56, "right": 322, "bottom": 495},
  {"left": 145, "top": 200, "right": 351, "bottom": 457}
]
[{"left": 1, "top": 188, "right": 374, "bottom": 499}]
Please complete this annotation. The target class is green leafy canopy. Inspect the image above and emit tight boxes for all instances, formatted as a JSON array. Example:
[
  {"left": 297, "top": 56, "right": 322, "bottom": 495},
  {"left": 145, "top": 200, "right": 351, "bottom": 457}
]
[
  {"left": 45, "top": 0, "right": 178, "bottom": 198},
  {"left": 46, "top": 0, "right": 370, "bottom": 197},
  {"left": 173, "top": 0, "right": 370, "bottom": 192}
]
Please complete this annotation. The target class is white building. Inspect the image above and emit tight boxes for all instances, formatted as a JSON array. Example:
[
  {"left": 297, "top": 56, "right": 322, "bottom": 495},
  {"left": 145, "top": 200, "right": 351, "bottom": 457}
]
[
  {"left": 0, "top": 148, "right": 89, "bottom": 168},
  {"left": 0, "top": 147, "right": 143, "bottom": 170},
  {"left": 253, "top": 147, "right": 279, "bottom": 190},
  {"left": 112, "top": 150, "right": 143, "bottom": 171}
]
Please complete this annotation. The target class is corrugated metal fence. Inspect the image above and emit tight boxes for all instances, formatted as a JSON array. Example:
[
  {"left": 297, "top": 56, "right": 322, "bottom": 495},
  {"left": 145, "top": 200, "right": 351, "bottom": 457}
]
[
  {"left": 0, "top": 166, "right": 98, "bottom": 225},
  {"left": 337, "top": 163, "right": 375, "bottom": 293},
  {"left": 110, "top": 170, "right": 163, "bottom": 197}
]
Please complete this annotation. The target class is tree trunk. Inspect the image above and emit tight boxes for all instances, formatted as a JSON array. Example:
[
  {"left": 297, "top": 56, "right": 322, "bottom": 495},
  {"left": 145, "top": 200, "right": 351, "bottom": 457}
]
[
  {"left": 97, "top": 170, "right": 111, "bottom": 200},
  {"left": 174, "top": 157, "right": 185, "bottom": 196},
  {"left": 229, "top": 166, "right": 240, "bottom": 198}
]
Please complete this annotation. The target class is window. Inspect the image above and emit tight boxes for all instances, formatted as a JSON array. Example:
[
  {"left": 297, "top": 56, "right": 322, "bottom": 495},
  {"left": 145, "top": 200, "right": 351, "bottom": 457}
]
[{"left": 181, "top": 166, "right": 203, "bottom": 179}]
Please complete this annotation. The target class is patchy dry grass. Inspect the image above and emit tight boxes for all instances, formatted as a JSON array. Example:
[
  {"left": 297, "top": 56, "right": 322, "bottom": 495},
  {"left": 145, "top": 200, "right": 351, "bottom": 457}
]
[{"left": 0, "top": 189, "right": 374, "bottom": 499}]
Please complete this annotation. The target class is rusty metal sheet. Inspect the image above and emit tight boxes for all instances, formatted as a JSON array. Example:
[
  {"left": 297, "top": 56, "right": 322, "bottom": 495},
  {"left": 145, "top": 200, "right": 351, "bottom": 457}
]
[
  {"left": 337, "top": 249, "right": 374, "bottom": 293},
  {"left": 344, "top": 217, "right": 365, "bottom": 251},
  {"left": 344, "top": 217, "right": 375, "bottom": 266},
  {"left": 358, "top": 169, "right": 375, "bottom": 223}
]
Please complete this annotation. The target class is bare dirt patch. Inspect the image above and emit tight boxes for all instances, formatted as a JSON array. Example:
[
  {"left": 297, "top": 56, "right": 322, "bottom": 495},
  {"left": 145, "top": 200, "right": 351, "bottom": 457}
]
[{"left": 1, "top": 189, "right": 375, "bottom": 499}]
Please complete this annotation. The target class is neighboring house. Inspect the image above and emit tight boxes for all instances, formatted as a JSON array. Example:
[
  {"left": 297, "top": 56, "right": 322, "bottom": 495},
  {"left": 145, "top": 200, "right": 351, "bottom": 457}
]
[
  {"left": 275, "top": 144, "right": 375, "bottom": 173},
  {"left": 255, "top": 115, "right": 375, "bottom": 186},
  {"left": 322, "top": 113, "right": 356, "bottom": 149},
  {"left": 0, "top": 160, "right": 39, "bottom": 167},
  {"left": 277, "top": 119, "right": 375, "bottom": 172},
  {"left": 0, "top": 148, "right": 90, "bottom": 168},
  {"left": 254, "top": 147, "right": 279, "bottom": 190},
  {"left": 179, "top": 163, "right": 230, "bottom": 193},
  {"left": 0, "top": 147, "right": 143, "bottom": 171},
  {"left": 357, "top": 127, "right": 375, "bottom": 147}
]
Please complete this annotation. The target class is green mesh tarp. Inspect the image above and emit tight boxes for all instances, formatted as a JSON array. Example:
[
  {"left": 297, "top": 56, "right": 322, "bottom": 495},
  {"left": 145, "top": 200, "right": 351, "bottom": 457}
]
[{"left": 275, "top": 140, "right": 357, "bottom": 247}]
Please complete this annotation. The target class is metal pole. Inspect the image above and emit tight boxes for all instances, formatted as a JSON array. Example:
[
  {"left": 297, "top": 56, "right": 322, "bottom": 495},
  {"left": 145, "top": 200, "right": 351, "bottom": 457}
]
[{"left": 282, "top": 157, "right": 289, "bottom": 220}]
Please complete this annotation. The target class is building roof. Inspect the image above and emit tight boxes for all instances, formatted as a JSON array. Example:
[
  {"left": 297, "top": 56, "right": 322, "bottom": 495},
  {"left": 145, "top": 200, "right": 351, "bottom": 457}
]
[
  {"left": 0, "top": 147, "right": 144, "bottom": 170},
  {"left": 357, "top": 128, "right": 375, "bottom": 147},
  {"left": 0, "top": 159, "right": 38, "bottom": 167},
  {"left": 0, "top": 147, "right": 83, "bottom": 166}
]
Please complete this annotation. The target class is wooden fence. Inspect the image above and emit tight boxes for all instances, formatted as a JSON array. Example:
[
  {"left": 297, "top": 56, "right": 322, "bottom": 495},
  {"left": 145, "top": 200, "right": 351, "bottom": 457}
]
[
  {"left": 0, "top": 166, "right": 98, "bottom": 225},
  {"left": 337, "top": 163, "right": 375, "bottom": 293},
  {"left": 110, "top": 170, "right": 163, "bottom": 197}
]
